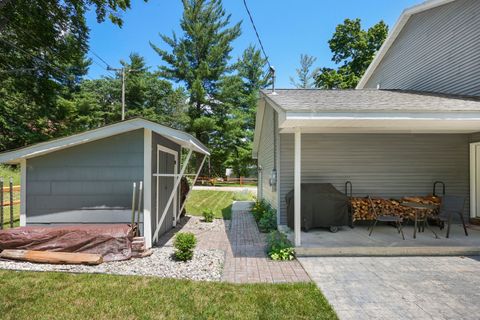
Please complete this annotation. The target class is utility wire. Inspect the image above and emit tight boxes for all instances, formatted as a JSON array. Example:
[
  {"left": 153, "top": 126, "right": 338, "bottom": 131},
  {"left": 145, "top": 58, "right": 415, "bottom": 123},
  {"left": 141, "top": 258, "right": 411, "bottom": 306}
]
[
  {"left": 242, "top": 0, "right": 271, "bottom": 69},
  {"left": 90, "top": 50, "right": 112, "bottom": 68}
]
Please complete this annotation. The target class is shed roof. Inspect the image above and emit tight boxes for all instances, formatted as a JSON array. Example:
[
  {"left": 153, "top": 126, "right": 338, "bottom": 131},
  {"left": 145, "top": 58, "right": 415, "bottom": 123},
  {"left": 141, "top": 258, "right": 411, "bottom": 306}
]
[
  {"left": 262, "top": 89, "right": 480, "bottom": 113},
  {"left": 0, "top": 118, "right": 209, "bottom": 164}
]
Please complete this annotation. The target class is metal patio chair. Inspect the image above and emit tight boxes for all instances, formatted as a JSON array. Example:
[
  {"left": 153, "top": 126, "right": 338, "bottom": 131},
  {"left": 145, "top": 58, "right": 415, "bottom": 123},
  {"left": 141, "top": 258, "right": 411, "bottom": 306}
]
[
  {"left": 368, "top": 196, "right": 405, "bottom": 240},
  {"left": 437, "top": 196, "right": 468, "bottom": 238}
]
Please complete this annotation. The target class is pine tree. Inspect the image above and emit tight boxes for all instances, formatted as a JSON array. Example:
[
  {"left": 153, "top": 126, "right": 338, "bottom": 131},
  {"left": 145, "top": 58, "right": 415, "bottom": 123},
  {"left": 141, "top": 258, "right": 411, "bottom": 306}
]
[{"left": 151, "top": 0, "right": 241, "bottom": 171}]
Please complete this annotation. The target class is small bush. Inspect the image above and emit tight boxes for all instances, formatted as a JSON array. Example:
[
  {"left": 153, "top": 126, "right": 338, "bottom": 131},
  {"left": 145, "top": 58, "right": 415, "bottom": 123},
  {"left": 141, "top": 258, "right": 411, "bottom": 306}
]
[
  {"left": 251, "top": 199, "right": 269, "bottom": 222},
  {"left": 202, "top": 209, "right": 215, "bottom": 222},
  {"left": 267, "top": 231, "right": 295, "bottom": 261},
  {"left": 258, "top": 207, "right": 277, "bottom": 233},
  {"left": 173, "top": 232, "right": 197, "bottom": 261}
]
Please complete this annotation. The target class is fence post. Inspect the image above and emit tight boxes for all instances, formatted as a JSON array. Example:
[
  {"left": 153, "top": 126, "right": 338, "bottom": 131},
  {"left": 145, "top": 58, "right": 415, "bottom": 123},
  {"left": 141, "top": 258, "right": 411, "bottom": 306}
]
[
  {"left": 9, "top": 177, "right": 13, "bottom": 228},
  {"left": 0, "top": 178, "right": 3, "bottom": 230}
]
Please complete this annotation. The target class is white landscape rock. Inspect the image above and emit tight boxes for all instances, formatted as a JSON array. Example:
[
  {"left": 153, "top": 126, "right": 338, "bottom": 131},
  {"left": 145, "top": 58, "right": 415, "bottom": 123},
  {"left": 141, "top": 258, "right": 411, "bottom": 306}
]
[{"left": 0, "top": 247, "right": 224, "bottom": 281}]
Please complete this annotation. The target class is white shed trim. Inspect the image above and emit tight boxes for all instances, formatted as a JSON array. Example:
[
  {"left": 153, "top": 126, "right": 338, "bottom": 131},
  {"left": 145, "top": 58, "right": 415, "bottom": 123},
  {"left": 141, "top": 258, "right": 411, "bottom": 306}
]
[
  {"left": 143, "top": 129, "right": 153, "bottom": 249},
  {"left": 19, "top": 159, "right": 26, "bottom": 227}
]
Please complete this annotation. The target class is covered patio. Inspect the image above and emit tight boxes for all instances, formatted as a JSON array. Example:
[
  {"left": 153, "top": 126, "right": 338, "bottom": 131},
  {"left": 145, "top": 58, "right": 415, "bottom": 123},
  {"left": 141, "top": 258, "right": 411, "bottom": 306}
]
[{"left": 272, "top": 90, "right": 480, "bottom": 253}]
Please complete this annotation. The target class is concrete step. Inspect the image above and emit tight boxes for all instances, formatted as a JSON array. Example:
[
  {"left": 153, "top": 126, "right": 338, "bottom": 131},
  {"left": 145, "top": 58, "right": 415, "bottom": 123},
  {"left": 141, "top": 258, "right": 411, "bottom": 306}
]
[{"left": 295, "top": 246, "right": 480, "bottom": 257}]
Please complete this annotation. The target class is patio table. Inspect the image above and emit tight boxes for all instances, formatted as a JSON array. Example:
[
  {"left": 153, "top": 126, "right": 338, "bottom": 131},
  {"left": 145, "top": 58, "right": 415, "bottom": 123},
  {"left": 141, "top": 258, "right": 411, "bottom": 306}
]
[{"left": 402, "top": 202, "right": 439, "bottom": 239}]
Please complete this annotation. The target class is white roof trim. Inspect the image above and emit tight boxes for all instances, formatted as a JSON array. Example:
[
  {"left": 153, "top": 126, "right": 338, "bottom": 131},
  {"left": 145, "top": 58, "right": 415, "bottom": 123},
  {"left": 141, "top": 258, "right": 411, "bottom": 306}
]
[
  {"left": 356, "top": 0, "right": 458, "bottom": 89},
  {"left": 0, "top": 118, "right": 209, "bottom": 164}
]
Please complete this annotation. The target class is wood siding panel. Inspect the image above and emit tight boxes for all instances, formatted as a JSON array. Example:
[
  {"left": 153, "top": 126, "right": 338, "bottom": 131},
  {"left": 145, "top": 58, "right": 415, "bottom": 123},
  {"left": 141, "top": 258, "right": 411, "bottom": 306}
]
[
  {"left": 26, "top": 130, "right": 144, "bottom": 223},
  {"left": 257, "top": 103, "right": 278, "bottom": 209},
  {"left": 364, "top": 0, "right": 480, "bottom": 96},
  {"left": 279, "top": 133, "right": 470, "bottom": 225}
]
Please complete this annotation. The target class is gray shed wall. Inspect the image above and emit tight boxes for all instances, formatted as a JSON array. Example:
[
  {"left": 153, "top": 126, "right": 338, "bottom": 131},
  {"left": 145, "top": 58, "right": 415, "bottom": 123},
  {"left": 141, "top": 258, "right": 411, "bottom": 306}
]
[
  {"left": 279, "top": 133, "right": 470, "bottom": 224},
  {"left": 26, "top": 129, "right": 144, "bottom": 224},
  {"left": 257, "top": 103, "right": 278, "bottom": 209},
  {"left": 151, "top": 132, "right": 181, "bottom": 242},
  {"left": 363, "top": 0, "right": 480, "bottom": 96}
]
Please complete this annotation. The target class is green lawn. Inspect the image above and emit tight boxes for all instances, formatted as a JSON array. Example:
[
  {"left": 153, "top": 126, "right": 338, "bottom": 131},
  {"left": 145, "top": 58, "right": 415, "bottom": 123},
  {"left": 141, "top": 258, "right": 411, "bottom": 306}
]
[
  {"left": 0, "top": 165, "right": 20, "bottom": 229},
  {"left": 0, "top": 164, "right": 20, "bottom": 185},
  {"left": 185, "top": 190, "right": 254, "bottom": 220},
  {"left": 0, "top": 270, "right": 337, "bottom": 320}
]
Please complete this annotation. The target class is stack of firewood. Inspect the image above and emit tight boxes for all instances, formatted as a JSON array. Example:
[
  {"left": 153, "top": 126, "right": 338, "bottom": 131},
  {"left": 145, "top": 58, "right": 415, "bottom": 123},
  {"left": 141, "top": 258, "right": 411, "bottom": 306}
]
[
  {"left": 131, "top": 236, "right": 153, "bottom": 258},
  {"left": 351, "top": 196, "right": 441, "bottom": 221}
]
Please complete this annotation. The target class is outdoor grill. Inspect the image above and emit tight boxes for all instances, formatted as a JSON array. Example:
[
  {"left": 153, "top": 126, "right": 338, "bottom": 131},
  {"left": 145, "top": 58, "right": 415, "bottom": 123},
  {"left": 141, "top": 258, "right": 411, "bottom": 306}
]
[{"left": 286, "top": 183, "right": 352, "bottom": 232}]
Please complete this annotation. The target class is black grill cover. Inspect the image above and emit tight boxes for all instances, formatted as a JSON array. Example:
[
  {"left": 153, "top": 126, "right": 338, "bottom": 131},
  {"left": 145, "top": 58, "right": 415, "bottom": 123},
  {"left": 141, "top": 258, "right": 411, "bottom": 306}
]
[{"left": 286, "top": 183, "right": 351, "bottom": 231}]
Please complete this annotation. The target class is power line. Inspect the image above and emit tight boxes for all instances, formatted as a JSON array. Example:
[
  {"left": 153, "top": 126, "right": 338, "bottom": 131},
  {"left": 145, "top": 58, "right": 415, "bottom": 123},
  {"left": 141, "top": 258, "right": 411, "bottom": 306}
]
[
  {"left": 242, "top": 0, "right": 271, "bottom": 69},
  {"left": 90, "top": 50, "right": 111, "bottom": 68}
]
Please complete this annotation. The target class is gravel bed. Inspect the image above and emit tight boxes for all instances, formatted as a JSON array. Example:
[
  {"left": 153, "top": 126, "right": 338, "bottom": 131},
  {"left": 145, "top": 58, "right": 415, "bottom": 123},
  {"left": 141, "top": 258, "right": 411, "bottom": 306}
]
[{"left": 0, "top": 247, "right": 224, "bottom": 281}]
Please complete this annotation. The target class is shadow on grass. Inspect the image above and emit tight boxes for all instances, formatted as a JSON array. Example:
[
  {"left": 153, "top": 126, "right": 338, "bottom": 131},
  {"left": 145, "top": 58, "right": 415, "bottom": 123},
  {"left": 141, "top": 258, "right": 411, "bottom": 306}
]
[{"left": 221, "top": 204, "right": 232, "bottom": 220}]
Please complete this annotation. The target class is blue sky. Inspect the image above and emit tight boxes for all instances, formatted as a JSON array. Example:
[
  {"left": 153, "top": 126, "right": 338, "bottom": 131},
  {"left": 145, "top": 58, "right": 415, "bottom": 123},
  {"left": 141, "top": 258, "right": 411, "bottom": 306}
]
[{"left": 86, "top": 0, "right": 422, "bottom": 88}]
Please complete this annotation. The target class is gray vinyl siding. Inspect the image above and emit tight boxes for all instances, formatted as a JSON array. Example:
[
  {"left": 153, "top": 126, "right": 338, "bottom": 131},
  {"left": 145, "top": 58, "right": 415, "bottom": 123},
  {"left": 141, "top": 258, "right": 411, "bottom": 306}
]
[
  {"left": 151, "top": 133, "right": 181, "bottom": 241},
  {"left": 257, "top": 103, "right": 278, "bottom": 209},
  {"left": 26, "top": 130, "right": 144, "bottom": 224},
  {"left": 279, "top": 133, "right": 470, "bottom": 225},
  {"left": 364, "top": 0, "right": 480, "bottom": 97}
]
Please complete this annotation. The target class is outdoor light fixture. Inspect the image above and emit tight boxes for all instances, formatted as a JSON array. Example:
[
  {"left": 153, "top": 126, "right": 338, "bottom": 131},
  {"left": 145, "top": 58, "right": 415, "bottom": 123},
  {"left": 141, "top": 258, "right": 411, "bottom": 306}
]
[{"left": 269, "top": 169, "right": 277, "bottom": 187}]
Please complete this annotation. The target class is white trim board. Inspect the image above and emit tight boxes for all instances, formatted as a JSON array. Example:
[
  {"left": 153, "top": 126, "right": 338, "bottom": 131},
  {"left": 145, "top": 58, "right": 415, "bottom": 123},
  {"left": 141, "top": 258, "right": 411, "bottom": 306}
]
[
  {"left": 470, "top": 142, "right": 480, "bottom": 219},
  {"left": 143, "top": 129, "right": 153, "bottom": 249}
]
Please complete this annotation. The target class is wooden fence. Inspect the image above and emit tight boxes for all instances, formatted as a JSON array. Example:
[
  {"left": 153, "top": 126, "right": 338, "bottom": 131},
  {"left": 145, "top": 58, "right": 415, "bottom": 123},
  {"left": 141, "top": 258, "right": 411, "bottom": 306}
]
[
  {"left": 195, "top": 176, "right": 257, "bottom": 186},
  {"left": 1, "top": 178, "right": 20, "bottom": 229}
]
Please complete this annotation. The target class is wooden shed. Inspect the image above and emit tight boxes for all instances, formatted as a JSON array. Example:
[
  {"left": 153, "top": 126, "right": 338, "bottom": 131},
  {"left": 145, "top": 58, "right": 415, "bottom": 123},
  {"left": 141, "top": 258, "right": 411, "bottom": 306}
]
[{"left": 0, "top": 118, "right": 209, "bottom": 248}]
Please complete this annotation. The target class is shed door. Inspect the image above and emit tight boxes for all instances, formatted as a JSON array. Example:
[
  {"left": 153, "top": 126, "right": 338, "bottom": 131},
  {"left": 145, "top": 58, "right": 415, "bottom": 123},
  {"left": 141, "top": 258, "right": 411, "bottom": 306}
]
[{"left": 155, "top": 146, "right": 178, "bottom": 240}]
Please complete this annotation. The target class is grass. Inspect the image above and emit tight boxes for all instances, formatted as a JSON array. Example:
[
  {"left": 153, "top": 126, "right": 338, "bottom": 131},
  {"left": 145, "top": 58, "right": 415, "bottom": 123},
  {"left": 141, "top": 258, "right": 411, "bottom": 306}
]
[
  {"left": 185, "top": 190, "right": 254, "bottom": 220},
  {"left": 0, "top": 164, "right": 20, "bottom": 185},
  {"left": 0, "top": 270, "right": 337, "bottom": 320},
  {"left": 0, "top": 165, "right": 20, "bottom": 229}
]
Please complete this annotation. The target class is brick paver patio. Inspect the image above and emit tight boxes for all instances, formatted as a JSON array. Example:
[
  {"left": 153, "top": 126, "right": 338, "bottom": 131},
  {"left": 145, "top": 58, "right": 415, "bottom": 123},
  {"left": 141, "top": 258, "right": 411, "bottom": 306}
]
[{"left": 159, "top": 202, "right": 310, "bottom": 283}]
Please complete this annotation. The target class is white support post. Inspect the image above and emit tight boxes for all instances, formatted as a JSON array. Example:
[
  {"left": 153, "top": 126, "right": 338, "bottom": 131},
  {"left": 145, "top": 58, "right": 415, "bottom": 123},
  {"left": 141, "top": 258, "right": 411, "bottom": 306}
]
[
  {"left": 20, "top": 159, "right": 27, "bottom": 227},
  {"left": 294, "top": 128, "right": 301, "bottom": 247},
  {"left": 143, "top": 129, "right": 152, "bottom": 248},
  {"left": 178, "top": 154, "right": 207, "bottom": 220},
  {"left": 153, "top": 148, "right": 193, "bottom": 243}
]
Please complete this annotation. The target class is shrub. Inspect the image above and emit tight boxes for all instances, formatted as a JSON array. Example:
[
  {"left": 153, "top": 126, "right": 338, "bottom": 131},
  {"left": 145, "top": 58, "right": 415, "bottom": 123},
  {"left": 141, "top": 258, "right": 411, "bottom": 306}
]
[
  {"left": 266, "top": 231, "right": 295, "bottom": 261},
  {"left": 251, "top": 199, "right": 269, "bottom": 222},
  {"left": 202, "top": 209, "right": 215, "bottom": 222},
  {"left": 258, "top": 207, "right": 277, "bottom": 233},
  {"left": 173, "top": 232, "right": 197, "bottom": 261}
]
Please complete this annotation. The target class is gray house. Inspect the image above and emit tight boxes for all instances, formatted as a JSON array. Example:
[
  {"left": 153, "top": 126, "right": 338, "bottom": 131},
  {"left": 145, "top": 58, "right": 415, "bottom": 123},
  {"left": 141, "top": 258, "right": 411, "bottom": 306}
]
[
  {"left": 253, "top": 0, "right": 480, "bottom": 246},
  {"left": 0, "top": 118, "right": 209, "bottom": 248}
]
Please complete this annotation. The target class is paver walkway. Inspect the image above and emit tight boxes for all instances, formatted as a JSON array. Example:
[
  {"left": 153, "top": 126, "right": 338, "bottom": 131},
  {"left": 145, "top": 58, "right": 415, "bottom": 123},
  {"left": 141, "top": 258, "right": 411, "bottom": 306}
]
[
  {"left": 159, "top": 201, "right": 310, "bottom": 283},
  {"left": 222, "top": 202, "right": 309, "bottom": 283},
  {"left": 299, "top": 256, "right": 480, "bottom": 320}
]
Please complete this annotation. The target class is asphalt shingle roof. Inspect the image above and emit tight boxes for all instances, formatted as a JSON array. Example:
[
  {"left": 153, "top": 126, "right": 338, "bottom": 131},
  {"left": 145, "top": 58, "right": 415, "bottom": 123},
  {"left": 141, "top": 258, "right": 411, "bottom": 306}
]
[{"left": 261, "top": 89, "right": 480, "bottom": 113}]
